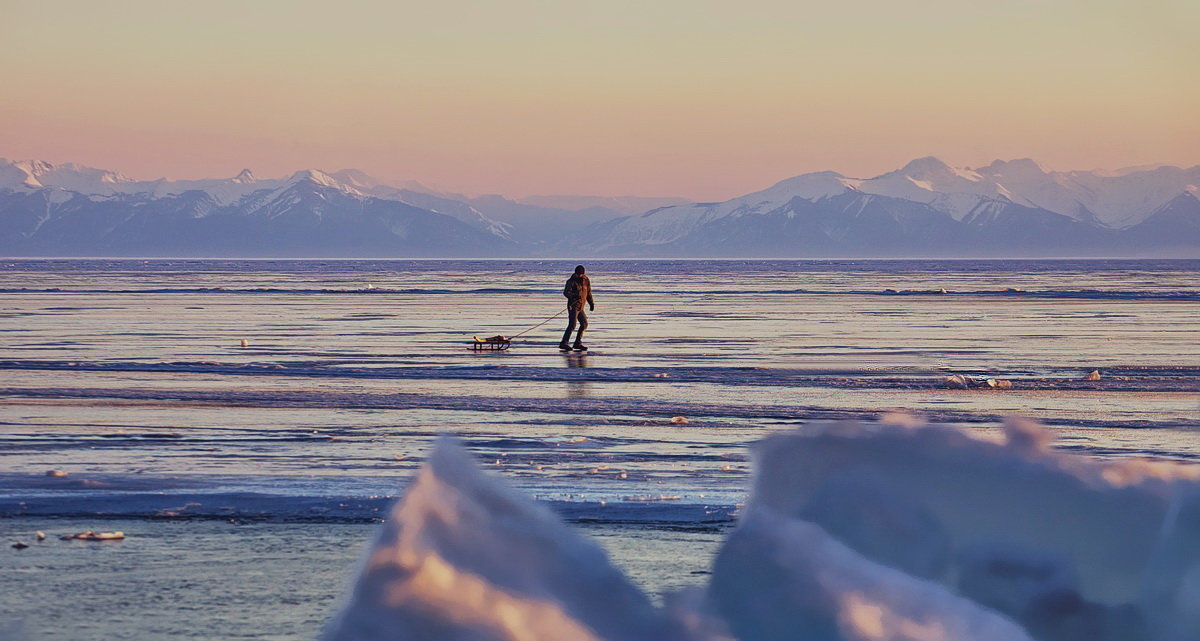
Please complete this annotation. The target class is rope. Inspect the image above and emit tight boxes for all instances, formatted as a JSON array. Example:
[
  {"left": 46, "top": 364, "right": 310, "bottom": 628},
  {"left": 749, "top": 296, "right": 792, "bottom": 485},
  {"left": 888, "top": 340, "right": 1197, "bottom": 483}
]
[{"left": 509, "top": 308, "right": 568, "bottom": 340}]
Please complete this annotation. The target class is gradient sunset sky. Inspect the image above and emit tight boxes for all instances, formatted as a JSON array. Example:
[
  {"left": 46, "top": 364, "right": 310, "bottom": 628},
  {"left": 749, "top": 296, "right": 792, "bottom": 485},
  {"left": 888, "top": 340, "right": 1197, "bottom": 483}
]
[{"left": 2, "top": 0, "right": 1197, "bottom": 200}]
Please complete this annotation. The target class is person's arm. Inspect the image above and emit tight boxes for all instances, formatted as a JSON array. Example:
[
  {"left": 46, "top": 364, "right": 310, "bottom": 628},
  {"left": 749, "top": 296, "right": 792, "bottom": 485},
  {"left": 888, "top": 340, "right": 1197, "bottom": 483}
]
[{"left": 587, "top": 283, "right": 594, "bottom": 311}]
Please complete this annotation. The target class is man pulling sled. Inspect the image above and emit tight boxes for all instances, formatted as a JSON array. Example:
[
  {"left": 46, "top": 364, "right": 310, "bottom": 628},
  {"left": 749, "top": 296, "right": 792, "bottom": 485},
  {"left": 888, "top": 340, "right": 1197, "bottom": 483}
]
[{"left": 559, "top": 265, "right": 594, "bottom": 352}]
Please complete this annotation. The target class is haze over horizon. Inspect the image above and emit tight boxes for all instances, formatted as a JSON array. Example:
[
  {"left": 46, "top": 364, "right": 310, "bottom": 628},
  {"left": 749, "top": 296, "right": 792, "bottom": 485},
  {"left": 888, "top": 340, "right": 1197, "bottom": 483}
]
[{"left": 3, "top": 0, "right": 1198, "bottom": 201}]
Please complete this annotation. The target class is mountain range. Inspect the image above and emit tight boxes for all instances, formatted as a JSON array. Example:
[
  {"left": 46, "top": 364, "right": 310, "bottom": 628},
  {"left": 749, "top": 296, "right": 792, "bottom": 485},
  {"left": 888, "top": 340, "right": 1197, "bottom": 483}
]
[{"left": 2, "top": 157, "right": 1197, "bottom": 257}]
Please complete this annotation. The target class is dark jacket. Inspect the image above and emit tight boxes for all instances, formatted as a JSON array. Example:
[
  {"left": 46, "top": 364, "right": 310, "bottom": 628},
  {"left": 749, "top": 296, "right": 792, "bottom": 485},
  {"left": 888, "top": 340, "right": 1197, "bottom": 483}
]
[{"left": 563, "top": 274, "right": 593, "bottom": 309}]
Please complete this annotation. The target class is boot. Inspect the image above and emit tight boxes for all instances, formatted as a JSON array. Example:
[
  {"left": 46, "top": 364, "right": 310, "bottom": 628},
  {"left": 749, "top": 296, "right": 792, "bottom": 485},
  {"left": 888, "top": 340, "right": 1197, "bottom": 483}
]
[
  {"left": 558, "top": 342, "right": 572, "bottom": 351},
  {"left": 572, "top": 343, "right": 588, "bottom": 351}
]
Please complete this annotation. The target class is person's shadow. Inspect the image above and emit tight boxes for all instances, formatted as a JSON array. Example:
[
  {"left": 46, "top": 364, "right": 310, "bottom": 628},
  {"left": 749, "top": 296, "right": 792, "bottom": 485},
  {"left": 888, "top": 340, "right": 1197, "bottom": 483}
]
[{"left": 564, "top": 352, "right": 590, "bottom": 399}]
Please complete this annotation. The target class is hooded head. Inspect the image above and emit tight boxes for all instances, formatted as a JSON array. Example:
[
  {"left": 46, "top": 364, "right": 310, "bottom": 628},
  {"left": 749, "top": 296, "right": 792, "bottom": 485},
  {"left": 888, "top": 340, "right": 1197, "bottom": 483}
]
[{"left": 574, "top": 265, "right": 586, "bottom": 275}]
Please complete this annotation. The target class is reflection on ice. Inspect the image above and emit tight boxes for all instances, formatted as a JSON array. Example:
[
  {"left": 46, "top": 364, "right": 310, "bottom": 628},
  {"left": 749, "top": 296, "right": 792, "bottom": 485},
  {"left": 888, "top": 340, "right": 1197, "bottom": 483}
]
[
  {"left": 326, "top": 419, "right": 1200, "bottom": 641},
  {"left": 565, "top": 352, "right": 592, "bottom": 399}
]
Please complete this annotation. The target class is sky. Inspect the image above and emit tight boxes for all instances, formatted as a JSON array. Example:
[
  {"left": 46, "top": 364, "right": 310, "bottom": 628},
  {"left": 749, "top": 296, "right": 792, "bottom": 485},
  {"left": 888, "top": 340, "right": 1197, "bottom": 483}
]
[{"left": 2, "top": 0, "right": 1197, "bottom": 200}]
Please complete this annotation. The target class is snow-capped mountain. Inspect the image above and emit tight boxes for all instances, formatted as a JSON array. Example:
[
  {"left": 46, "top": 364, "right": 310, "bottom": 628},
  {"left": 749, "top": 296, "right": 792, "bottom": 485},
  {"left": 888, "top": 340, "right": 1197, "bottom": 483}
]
[
  {"left": 582, "top": 157, "right": 1200, "bottom": 256},
  {"left": 0, "top": 159, "right": 663, "bottom": 256},
  {"left": 1124, "top": 191, "right": 1200, "bottom": 252},
  {"left": 0, "top": 158, "right": 134, "bottom": 193},
  {"left": 0, "top": 162, "right": 518, "bottom": 257},
  {"left": 0, "top": 160, "right": 523, "bottom": 240},
  {"left": 1, "top": 157, "right": 1196, "bottom": 256},
  {"left": 672, "top": 156, "right": 1200, "bottom": 229}
]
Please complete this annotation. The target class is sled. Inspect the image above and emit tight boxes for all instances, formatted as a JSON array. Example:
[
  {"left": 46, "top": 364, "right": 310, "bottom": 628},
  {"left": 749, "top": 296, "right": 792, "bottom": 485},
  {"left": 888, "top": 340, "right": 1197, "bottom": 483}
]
[{"left": 471, "top": 335, "right": 511, "bottom": 351}]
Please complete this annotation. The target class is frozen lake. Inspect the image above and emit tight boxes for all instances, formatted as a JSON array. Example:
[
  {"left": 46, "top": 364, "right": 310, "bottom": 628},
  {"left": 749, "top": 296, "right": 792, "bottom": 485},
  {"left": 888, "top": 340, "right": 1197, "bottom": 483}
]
[{"left": 2, "top": 258, "right": 1198, "bottom": 640}]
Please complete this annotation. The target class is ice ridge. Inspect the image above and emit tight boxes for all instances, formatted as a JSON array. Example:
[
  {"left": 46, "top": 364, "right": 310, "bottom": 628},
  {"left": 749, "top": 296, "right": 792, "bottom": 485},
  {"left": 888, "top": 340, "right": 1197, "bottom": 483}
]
[{"left": 325, "top": 419, "right": 1200, "bottom": 640}]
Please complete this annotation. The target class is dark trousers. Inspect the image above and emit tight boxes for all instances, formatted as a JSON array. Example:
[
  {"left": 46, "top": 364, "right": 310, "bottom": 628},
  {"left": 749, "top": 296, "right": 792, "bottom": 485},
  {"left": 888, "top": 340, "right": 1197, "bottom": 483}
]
[{"left": 560, "top": 305, "right": 588, "bottom": 345}]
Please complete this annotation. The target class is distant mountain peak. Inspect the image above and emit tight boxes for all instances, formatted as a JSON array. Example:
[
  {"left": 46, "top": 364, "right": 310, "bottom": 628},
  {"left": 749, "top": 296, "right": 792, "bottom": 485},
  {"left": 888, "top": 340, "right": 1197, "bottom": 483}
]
[
  {"left": 878, "top": 156, "right": 988, "bottom": 187},
  {"left": 794, "top": 170, "right": 849, "bottom": 179},
  {"left": 275, "top": 169, "right": 369, "bottom": 200},
  {"left": 1, "top": 159, "right": 133, "bottom": 191},
  {"left": 58, "top": 162, "right": 131, "bottom": 182},
  {"left": 289, "top": 168, "right": 329, "bottom": 182},
  {"left": 980, "top": 158, "right": 1045, "bottom": 175},
  {"left": 898, "top": 156, "right": 953, "bottom": 174},
  {"left": 758, "top": 171, "right": 859, "bottom": 201},
  {"left": 232, "top": 169, "right": 257, "bottom": 183},
  {"left": 17, "top": 159, "right": 56, "bottom": 176},
  {"left": 289, "top": 169, "right": 340, "bottom": 187}
]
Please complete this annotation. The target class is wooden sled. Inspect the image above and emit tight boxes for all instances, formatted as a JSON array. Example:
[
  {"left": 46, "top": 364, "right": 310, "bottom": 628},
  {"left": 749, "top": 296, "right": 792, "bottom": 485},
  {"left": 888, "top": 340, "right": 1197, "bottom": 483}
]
[{"left": 471, "top": 335, "right": 511, "bottom": 351}]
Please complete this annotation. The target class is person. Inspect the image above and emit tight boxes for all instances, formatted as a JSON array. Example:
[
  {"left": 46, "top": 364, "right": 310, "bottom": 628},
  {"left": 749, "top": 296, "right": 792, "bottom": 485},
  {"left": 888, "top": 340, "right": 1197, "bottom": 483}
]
[{"left": 559, "top": 265, "right": 594, "bottom": 351}]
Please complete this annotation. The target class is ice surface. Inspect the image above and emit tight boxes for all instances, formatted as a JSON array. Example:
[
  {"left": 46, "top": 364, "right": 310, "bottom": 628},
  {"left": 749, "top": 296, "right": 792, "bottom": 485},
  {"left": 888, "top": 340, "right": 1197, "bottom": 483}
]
[{"left": 6, "top": 260, "right": 1200, "bottom": 640}]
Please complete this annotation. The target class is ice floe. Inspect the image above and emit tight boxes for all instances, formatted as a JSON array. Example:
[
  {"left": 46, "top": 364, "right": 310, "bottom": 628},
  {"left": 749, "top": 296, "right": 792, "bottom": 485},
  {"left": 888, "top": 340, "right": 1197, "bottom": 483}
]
[
  {"left": 324, "top": 437, "right": 677, "bottom": 641},
  {"left": 325, "top": 417, "right": 1200, "bottom": 640}
]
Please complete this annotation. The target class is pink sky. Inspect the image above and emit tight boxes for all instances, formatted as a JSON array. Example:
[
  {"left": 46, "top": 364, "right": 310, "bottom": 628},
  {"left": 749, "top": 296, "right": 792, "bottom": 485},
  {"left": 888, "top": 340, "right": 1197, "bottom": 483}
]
[{"left": 3, "top": 0, "right": 1197, "bottom": 200}]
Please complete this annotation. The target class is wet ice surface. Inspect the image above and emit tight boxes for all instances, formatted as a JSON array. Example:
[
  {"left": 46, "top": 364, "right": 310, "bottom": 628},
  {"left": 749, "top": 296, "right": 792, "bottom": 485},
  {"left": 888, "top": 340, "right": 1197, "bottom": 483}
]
[
  {"left": 2, "top": 517, "right": 723, "bottom": 641},
  {"left": 1, "top": 259, "right": 1198, "bottom": 640}
]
